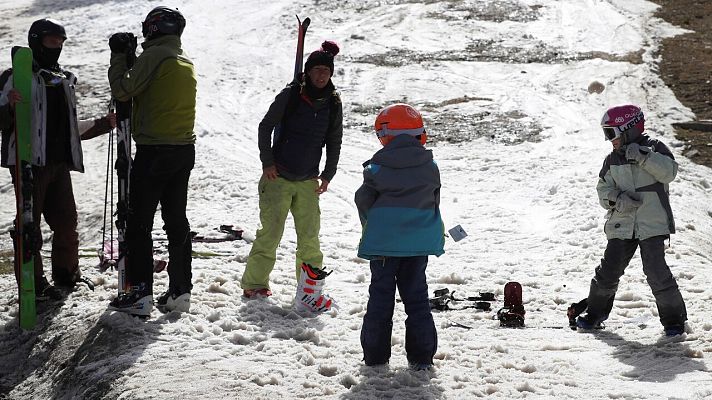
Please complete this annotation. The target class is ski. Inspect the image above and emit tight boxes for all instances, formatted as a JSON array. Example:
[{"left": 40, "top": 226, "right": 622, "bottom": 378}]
[
  {"left": 293, "top": 15, "right": 311, "bottom": 81},
  {"left": 12, "top": 46, "right": 36, "bottom": 329},
  {"left": 112, "top": 33, "right": 138, "bottom": 294}
]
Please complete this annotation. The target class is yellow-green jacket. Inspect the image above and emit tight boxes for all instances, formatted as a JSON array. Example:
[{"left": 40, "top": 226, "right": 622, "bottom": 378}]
[{"left": 108, "top": 35, "right": 196, "bottom": 145}]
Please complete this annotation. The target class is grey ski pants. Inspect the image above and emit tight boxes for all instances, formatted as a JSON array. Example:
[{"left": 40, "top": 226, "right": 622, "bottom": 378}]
[{"left": 586, "top": 236, "right": 687, "bottom": 328}]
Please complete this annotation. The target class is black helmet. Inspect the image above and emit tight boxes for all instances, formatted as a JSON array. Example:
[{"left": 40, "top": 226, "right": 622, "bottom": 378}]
[
  {"left": 142, "top": 6, "right": 186, "bottom": 40},
  {"left": 28, "top": 18, "right": 67, "bottom": 51}
]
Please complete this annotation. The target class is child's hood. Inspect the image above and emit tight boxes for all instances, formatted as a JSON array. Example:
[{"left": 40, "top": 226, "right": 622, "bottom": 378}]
[{"left": 370, "top": 135, "right": 433, "bottom": 169}]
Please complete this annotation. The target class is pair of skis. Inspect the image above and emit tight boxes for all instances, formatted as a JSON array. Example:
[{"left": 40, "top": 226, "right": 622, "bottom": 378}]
[
  {"left": 107, "top": 34, "right": 138, "bottom": 295},
  {"left": 293, "top": 16, "right": 311, "bottom": 81}
]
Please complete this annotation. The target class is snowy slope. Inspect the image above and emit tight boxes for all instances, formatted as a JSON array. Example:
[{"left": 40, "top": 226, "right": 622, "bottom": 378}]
[{"left": 0, "top": 0, "right": 710, "bottom": 399}]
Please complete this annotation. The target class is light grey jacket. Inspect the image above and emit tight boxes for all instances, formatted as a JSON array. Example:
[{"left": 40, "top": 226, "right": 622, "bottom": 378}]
[
  {"left": 597, "top": 135, "right": 676, "bottom": 240},
  {"left": 0, "top": 68, "right": 85, "bottom": 172}
]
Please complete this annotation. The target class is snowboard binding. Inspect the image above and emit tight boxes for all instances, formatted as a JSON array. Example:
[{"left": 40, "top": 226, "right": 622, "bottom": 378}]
[
  {"left": 429, "top": 288, "right": 494, "bottom": 311},
  {"left": 497, "top": 282, "right": 525, "bottom": 327}
]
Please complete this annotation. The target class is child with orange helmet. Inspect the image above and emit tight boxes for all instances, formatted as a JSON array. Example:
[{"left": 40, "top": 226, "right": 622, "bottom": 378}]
[{"left": 355, "top": 103, "right": 444, "bottom": 370}]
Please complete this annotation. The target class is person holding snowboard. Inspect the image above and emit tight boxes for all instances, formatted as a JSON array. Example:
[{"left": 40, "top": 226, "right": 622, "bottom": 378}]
[
  {"left": 106, "top": 6, "right": 196, "bottom": 316},
  {"left": 577, "top": 104, "right": 687, "bottom": 336},
  {"left": 355, "top": 103, "right": 445, "bottom": 370},
  {"left": 239, "top": 41, "right": 343, "bottom": 314},
  {"left": 0, "top": 19, "right": 114, "bottom": 301}
]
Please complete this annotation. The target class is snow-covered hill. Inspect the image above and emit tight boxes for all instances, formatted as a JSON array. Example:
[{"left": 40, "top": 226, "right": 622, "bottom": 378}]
[{"left": 0, "top": 0, "right": 710, "bottom": 399}]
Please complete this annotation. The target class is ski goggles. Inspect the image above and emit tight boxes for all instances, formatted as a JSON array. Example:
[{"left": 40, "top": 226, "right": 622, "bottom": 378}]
[
  {"left": 376, "top": 126, "right": 425, "bottom": 139},
  {"left": 38, "top": 69, "right": 65, "bottom": 87}
]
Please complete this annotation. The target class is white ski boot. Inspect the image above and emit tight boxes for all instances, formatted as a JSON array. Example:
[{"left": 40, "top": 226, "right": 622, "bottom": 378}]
[{"left": 294, "top": 263, "right": 336, "bottom": 314}]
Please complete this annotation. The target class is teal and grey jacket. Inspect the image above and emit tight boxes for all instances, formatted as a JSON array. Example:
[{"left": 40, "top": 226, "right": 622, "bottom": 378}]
[
  {"left": 355, "top": 135, "right": 445, "bottom": 260},
  {"left": 597, "top": 135, "right": 677, "bottom": 240}
]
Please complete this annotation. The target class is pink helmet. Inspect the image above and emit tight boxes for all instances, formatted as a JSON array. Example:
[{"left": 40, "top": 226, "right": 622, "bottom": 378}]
[{"left": 600, "top": 105, "right": 645, "bottom": 143}]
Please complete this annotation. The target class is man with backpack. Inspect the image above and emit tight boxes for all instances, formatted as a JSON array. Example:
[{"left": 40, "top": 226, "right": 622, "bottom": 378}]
[{"left": 240, "top": 41, "right": 343, "bottom": 313}]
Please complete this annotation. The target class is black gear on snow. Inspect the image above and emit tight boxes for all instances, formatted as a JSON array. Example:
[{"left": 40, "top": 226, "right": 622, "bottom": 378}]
[
  {"left": 142, "top": 6, "right": 186, "bottom": 40},
  {"left": 497, "top": 282, "right": 525, "bottom": 327}
]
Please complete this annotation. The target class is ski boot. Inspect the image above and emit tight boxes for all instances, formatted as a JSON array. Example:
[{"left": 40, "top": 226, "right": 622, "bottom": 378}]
[
  {"left": 567, "top": 298, "right": 589, "bottom": 330},
  {"left": 156, "top": 288, "right": 191, "bottom": 313},
  {"left": 497, "top": 282, "right": 525, "bottom": 327},
  {"left": 243, "top": 288, "right": 272, "bottom": 298},
  {"left": 108, "top": 284, "right": 153, "bottom": 317},
  {"left": 35, "top": 276, "right": 62, "bottom": 301},
  {"left": 664, "top": 325, "right": 685, "bottom": 337},
  {"left": 575, "top": 313, "right": 606, "bottom": 330},
  {"left": 294, "top": 263, "right": 335, "bottom": 314}
]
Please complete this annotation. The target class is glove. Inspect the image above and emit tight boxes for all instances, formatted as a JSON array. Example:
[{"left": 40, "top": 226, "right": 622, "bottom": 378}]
[
  {"left": 625, "top": 142, "right": 651, "bottom": 164},
  {"left": 109, "top": 32, "right": 133, "bottom": 53},
  {"left": 614, "top": 192, "right": 643, "bottom": 213}
]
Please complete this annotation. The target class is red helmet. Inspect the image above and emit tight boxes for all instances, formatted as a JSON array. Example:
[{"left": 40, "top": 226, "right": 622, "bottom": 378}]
[
  {"left": 374, "top": 103, "right": 427, "bottom": 146},
  {"left": 600, "top": 105, "right": 645, "bottom": 144}
]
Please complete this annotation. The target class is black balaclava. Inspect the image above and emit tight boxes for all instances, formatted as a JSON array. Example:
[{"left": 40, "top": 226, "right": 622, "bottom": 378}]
[{"left": 28, "top": 19, "right": 66, "bottom": 71}]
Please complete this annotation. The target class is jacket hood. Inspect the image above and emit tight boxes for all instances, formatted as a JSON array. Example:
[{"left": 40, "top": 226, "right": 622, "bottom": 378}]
[{"left": 371, "top": 135, "right": 432, "bottom": 169}]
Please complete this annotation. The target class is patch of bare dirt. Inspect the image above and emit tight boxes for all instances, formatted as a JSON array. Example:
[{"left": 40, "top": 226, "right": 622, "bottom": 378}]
[{"left": 654, "top": 0, "right": 712, "bottom": 167}]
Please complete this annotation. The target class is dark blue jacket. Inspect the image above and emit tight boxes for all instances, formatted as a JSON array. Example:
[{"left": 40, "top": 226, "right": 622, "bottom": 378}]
[{"left": 257, "top": 82, "right": 343, "bottom": 182}]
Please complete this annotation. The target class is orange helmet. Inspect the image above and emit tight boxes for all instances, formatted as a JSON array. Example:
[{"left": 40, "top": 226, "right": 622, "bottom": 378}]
[{"left": 374, "top": 103, "right": 427, "bottom": 146}]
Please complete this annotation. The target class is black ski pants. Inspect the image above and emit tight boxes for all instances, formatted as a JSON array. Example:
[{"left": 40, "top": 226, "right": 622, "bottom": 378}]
[
  {"left": 126, "top": 144, "right": 194, "bottom": 295},
  {"left": 586, "top": 236, "right": 687, "bottom": 328},
  {"left": 361, "top": 256, "right": 437, "bottom": 366}
]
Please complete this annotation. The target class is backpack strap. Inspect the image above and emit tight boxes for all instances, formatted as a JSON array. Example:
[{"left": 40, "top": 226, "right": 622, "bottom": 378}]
[
  {"left": 0, "top": 68, "right": 12, "bottom": 90},
  {"left": 0, "top": 68, "right": 15, "bottom": 128},
  {"left": 274, "top": 81, "right": 302, "bottom": 147},
  {"left": 327, "top": 90, "right": 340, "bottom": 133}
]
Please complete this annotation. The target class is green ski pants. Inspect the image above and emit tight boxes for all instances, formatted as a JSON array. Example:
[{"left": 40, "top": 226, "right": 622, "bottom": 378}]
[{"left": 241, "top": 177, "right": 323, "bottom": 290}]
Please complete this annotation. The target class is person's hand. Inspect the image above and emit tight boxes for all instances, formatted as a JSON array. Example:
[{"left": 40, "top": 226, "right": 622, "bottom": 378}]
[
  {"left": 7, "top": 89, "right": 21, "bottom": 108},
  {"left": 316, "top": 176, "right": 329, "bottom": 194},
  {"left": 109, "top": 32, "right": 133, "bottom": 53},
  {"left": 106, "top": 112, "right": 117, "bottom": 129},
  {"left": 614, "top": 192, "right": 643, "bottom": 213},
  {"left": 263, "top": 165, "right": 278, "bottom": 180},
  {"left": 625, "top": 142, "right": 650, "bottom": 163}
]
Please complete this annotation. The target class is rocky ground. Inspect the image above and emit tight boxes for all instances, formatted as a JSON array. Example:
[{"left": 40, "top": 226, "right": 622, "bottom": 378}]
[{"left": 655, "top": 0, "right": 712, "bottom": 167}]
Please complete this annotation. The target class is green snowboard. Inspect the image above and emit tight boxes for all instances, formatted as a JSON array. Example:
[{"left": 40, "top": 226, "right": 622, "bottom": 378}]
[{"left": 12, "top": 46, "right": 36, "bottom": 329}]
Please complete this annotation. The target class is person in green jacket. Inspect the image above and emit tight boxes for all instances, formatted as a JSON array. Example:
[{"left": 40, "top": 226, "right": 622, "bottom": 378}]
[
  {"left": 576, "top": 105, "right": 687, "bottom": 337},
  {"left": 106, "top": 6, "right": 196, "bottom": 316}
]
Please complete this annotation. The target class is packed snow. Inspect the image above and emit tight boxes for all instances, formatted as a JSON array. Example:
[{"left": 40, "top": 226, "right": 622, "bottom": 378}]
[{"left": 0, "top": 0, "right": 710, "bottom": 399}]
